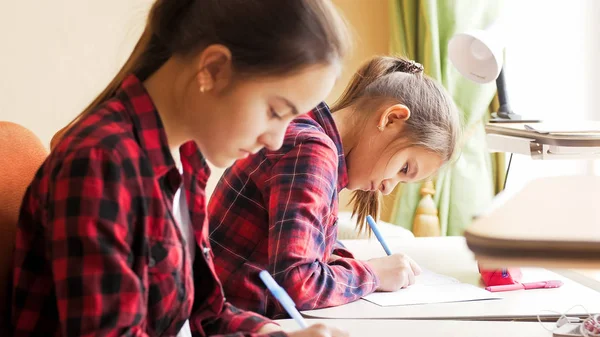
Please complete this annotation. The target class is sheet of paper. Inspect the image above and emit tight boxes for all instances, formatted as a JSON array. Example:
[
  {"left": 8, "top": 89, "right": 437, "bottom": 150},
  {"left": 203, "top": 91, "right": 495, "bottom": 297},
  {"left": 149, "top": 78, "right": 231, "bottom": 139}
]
[
  {"left": 363, "top": 269, "right": 501, "bottom": 307},
  {"left": 414, "top": 269, "right": 460, "bottom": 286}
]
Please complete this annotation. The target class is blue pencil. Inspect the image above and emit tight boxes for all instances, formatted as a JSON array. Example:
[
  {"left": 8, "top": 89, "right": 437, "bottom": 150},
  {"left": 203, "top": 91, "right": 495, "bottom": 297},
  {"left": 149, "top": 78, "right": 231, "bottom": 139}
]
[
  {"left": 259, "top": 270, "right": 308, "bottom": 328},
  {"left": 366, "top": 215, "right": 392, "bottom": 256}
]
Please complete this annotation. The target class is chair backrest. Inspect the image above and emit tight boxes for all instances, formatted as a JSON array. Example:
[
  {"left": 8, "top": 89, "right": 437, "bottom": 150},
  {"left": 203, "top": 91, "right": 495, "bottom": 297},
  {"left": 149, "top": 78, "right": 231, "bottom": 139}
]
[{"left": 0, "top": 122, "right": 48, "bottom": 332}]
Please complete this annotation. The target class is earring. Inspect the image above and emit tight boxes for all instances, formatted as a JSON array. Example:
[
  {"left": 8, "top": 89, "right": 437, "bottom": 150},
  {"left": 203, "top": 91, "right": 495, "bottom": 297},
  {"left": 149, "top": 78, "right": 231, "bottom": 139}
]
[
  {"left": 198, "top": 71, "right": 211, "bottom": 93},
  {"left": 378, "top": 125, "right": 385, "bottom": 132}
]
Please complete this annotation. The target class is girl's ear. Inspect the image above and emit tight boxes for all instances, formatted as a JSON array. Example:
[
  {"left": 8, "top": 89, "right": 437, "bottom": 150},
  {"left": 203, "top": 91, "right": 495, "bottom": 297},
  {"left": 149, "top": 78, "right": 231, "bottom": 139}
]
[
  {"left": 194, "top": 44, "right": 233, "bottom": 93},
  {"left": 377, "top": 104, "right": 411, "bottom": 131}
]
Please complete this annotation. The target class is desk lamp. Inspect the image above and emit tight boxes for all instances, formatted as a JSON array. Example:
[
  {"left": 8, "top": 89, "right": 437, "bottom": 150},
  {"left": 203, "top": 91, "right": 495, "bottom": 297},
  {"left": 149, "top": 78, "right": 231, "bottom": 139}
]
[{"left": 448, "top": 23, "right": 540, "bottom": 123}]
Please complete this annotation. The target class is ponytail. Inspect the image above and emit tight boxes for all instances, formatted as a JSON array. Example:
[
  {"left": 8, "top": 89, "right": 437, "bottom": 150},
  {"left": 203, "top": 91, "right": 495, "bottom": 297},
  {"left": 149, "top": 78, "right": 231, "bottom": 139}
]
[
  {"left": 331, "top": 56, "right": 423, "bottom": 112},
  {"left": 332, "top": 56, "right": 457, "bottom": 234},
  {"left": 348, "top": 190, "right": 382, "bottom": 235}
]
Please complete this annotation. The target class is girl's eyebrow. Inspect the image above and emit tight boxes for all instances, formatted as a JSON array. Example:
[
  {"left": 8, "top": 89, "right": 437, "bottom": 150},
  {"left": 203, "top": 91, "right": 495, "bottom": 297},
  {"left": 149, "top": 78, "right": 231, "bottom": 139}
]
[{"left": 276, "top": 96, "right": 299, "bottom": 115}]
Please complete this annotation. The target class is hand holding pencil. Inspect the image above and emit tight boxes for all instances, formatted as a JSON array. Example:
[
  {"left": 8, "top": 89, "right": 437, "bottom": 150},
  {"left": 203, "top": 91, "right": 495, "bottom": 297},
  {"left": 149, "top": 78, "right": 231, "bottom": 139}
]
[
  {"left": 367, "top": 253, "right": 422, "bottom": 291},
  {"left": 365, "top": 215, "right": 422, "bottom": 292},
  {"left": 259, "top": 271, "right": 349, "bottom": 337}
]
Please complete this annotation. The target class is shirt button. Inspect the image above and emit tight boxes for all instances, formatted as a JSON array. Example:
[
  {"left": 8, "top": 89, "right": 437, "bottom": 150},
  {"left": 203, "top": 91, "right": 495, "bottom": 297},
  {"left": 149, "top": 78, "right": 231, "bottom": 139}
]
[{"left": 149, "top": 257, "right": 156, "bottom": 267}]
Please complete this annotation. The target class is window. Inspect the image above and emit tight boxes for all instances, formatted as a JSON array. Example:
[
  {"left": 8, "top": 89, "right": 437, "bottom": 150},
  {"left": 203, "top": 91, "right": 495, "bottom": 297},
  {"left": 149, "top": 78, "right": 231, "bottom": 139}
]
[{"left": 502, "top": 0, "right": 600, "bottom": 189}]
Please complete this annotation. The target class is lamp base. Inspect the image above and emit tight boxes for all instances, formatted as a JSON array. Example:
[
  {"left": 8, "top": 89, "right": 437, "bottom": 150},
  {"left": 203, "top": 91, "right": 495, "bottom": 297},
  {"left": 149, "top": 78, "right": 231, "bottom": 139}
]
[{"left": 488, "top": 112, "right": 542, "bottom": 124}]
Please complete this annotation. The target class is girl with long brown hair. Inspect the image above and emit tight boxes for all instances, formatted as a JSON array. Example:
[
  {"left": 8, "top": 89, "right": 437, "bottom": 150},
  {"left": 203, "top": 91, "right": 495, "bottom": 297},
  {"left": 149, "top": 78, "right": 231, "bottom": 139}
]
[{"left": 11, "top": 1, "right": 351, "bottom": 336}]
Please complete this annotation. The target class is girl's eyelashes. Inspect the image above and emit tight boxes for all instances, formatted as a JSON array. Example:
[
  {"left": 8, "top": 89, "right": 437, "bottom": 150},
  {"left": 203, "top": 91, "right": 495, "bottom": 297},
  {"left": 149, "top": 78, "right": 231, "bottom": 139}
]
[
  {"left": 400, "top": 163, "right": 409, "bottom": 175},
  {"left": 269, "top": 107, "right": 282, "bottom": 120}
]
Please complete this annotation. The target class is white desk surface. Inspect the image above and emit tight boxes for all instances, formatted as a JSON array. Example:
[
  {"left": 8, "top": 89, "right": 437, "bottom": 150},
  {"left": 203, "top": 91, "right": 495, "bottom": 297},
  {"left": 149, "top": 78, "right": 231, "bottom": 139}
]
[
  {"left": 302, "top": 237, "right": 600, "bottom": 320},
  {"left": 277, "top": 319, "right": 552, "bottom": 337}
]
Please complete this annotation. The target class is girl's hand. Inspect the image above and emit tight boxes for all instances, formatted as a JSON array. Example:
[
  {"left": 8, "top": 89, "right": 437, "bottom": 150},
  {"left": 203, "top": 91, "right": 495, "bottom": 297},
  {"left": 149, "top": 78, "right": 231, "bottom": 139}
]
[{"left": 366, "top": 253, "right": 422, "bottom": 291}]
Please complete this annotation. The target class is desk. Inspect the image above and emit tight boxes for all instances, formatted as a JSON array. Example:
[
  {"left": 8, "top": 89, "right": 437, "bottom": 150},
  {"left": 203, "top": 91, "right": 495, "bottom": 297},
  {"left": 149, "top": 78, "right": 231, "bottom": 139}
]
[
  {"left": 277, "top": 319, "right": 552, "bottom": 337},
  {"left": 302, "top": 237, "right": 600, "bottom": 320},
  {"left": 465, "top": 176, "right": 600, "bottom": 269},
  {"left": 486, "top": 122, "right": 600, "bottom": 159}
]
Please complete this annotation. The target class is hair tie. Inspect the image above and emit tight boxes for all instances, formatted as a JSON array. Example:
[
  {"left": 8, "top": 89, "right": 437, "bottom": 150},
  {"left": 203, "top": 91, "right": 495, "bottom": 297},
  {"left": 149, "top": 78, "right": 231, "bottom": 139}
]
[
  {"left": 391, "top": 58, "right": 424, "bottom": 75},
  {"left": 406, "top": 60, "right": 424, "bottom": 74}
]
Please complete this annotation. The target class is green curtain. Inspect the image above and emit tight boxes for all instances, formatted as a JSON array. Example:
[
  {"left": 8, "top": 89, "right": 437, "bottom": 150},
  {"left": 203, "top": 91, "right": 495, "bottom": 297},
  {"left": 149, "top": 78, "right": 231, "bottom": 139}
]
[{"left": 389, "top": 0, "right": 503, "bottom": 236}]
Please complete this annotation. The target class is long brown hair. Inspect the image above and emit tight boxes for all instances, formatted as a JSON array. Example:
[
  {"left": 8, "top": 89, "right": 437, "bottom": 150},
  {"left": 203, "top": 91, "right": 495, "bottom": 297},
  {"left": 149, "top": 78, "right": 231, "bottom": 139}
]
[
  {"left": 51, "top": 0, "right": 350, "bottom": 148},
  {"left": 331, "top": 56, "right": 460, "bottom": 233}
]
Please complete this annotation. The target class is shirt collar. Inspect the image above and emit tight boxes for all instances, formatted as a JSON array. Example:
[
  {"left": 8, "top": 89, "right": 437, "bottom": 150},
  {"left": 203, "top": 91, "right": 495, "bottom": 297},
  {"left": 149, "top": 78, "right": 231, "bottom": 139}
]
[
  {"left": 309, "top": 103, "right": 348, "bottom": 191},
  {"left": 117, "top": 74, "right": 210, "bottom": 180}
]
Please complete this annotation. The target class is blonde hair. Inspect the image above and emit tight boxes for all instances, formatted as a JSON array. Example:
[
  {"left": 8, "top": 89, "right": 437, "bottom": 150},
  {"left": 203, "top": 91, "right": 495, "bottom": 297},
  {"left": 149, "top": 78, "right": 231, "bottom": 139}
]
[{"left": 331, "top": 56, "right": 460, "bottom": 233}]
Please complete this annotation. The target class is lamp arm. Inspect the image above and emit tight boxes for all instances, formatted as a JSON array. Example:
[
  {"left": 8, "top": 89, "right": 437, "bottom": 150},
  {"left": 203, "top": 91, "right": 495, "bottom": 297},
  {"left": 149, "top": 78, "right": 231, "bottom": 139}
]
[{"left": 496, "top": 68, "right": 514, "bottom": 118}]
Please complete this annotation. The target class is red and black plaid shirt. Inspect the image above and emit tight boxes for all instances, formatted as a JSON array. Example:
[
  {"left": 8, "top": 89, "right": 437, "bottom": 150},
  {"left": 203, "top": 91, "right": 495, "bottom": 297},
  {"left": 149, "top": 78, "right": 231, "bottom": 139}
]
[
  {"left": 208, "top": 103, "right": 379, "bottom": 319},
  {"left": 11, "top": 74, "right": 285, "bottom": 337}
]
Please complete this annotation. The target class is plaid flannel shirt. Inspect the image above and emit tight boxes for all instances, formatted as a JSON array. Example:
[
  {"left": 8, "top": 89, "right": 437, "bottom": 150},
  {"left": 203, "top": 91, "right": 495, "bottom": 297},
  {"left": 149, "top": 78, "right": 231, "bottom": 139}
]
[
  {"left": 11, "top": 74, "right": 285, "bottom": 337},
  {"left": 208, "top": 103, "right": 379, "bottom": 319}
]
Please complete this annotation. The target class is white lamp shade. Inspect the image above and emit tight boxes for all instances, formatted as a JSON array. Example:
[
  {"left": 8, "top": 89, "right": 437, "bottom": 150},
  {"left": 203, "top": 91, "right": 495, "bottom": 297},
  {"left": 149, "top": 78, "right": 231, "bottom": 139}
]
[{"left": 448, "top": 29, "right": 504, "bottom": 84}]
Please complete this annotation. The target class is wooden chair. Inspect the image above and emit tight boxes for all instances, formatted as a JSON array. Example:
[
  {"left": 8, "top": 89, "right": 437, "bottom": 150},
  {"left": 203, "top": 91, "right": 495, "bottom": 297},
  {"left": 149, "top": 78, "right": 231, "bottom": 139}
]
[{"left": 0, "top": 122, "right": 48, "bottom": 333}]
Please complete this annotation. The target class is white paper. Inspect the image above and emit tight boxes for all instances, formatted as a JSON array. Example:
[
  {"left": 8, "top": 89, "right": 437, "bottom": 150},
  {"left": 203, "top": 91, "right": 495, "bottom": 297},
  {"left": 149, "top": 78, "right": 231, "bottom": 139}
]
[
  {"left": 413, "top": 269, "right": 460, "bottom": 286},
  {"left": 363, "top": 269, "right": 501, "bottom": 307}
]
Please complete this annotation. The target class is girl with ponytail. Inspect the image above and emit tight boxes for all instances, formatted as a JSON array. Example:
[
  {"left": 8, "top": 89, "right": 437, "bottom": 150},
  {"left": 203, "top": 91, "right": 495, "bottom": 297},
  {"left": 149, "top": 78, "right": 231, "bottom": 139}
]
[
  {"left": 12, "top": 1, "right": 351, "bottom": 336},
  {"left": 208, "top": 56, "right": 461, "bottom": 318}
]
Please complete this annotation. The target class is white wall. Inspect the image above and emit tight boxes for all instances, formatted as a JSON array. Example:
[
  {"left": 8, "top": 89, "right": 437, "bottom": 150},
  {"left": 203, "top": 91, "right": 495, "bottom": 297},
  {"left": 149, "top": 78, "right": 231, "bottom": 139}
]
[{"left": 0, "top": 1, "right": 152, "bottom": 147}]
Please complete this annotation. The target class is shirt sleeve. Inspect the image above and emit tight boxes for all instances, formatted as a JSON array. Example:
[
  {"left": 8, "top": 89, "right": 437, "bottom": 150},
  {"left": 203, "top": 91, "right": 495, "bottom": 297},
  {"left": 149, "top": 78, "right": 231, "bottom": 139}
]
[
  {"left": 200, "top": 303, "right": 287, "bottom": 337},
  {"left": 265, "top": 138, "right": 379, "bottom": 311},
  {"left": 46, "top": 147, "right": 149, "bottom": 337},
  {"left": 332, "top": 240, "right": 354, "bottom": 258}
]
